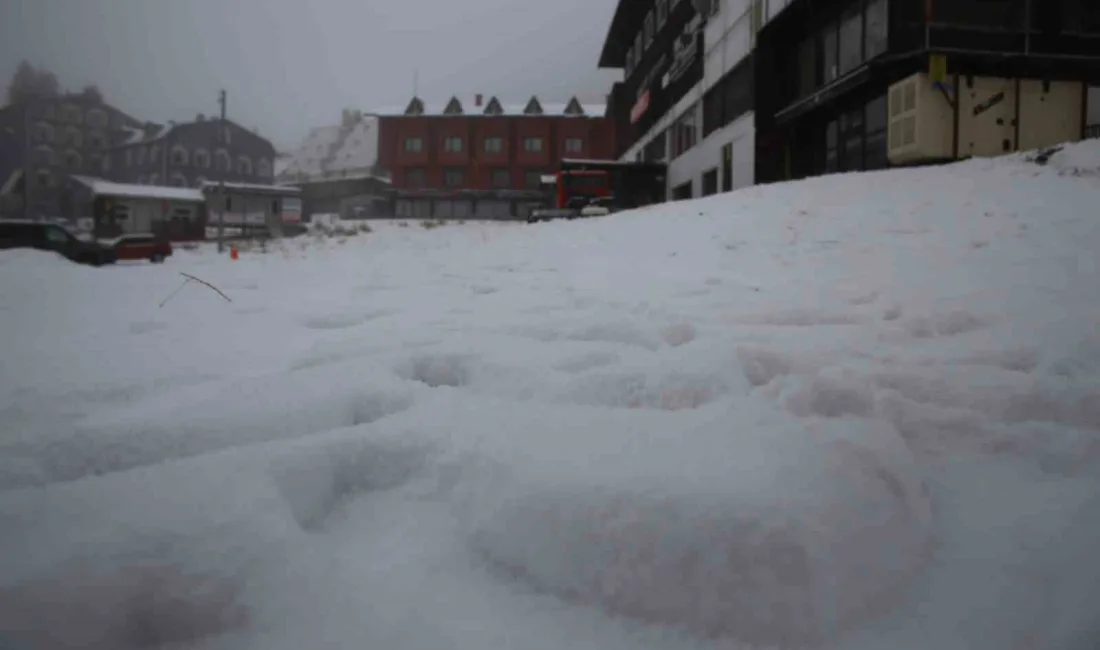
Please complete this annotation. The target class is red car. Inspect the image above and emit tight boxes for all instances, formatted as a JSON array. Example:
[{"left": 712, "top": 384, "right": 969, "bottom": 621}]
[{"left": 109, "top": 234, "right": 173, "bottom": 263}]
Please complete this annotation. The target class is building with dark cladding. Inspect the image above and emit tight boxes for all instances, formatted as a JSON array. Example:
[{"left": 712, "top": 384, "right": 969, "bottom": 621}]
[
  {"left": 753, "top": 0, "right": 1100, "bottom": 184},
  {"left": 373, "top": 95, "right": 615, "bottom": 219},
  {"left": 105, "top": 117, "right": 277, "bottom": 189},
  {"left": 596, "top": 0, "right": 1100, "bottom": 198}
]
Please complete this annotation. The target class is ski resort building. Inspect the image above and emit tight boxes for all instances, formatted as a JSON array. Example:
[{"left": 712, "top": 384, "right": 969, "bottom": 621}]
[
  {"left": 372, "top": 95, "right": 615, "bottom": 220},
  {"left": 599, "top": 0, "right": 1100, "bottom": 198}
]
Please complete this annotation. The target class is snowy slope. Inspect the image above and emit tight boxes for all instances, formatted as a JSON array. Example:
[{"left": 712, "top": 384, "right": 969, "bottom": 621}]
[{"left": 1, "top": 143, "right": 1099, "bottom": 650}]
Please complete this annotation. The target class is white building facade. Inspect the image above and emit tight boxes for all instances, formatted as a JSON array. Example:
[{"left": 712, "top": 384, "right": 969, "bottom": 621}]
[{"left": 614, "top": 0, "right": 796, "bottom": 200}]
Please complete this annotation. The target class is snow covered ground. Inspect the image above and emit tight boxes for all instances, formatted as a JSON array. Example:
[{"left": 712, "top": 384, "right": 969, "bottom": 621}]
[{"left": 1, "top": 144, "right": 1099, "bottom": 650}]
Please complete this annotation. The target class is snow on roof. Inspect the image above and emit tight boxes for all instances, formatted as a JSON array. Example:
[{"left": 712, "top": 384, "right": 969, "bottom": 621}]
[
  {"left": 277, "top": 116, "right": 380, "bottom": 184},
  {"left": 71, "top": 175, "right": 205, "bottom": 202},
  {"left": 371, "top": 95, "right": 607, "bottom": 118},
  {"left": 200, "top": 181, "right": 301, "bottom": 194}
]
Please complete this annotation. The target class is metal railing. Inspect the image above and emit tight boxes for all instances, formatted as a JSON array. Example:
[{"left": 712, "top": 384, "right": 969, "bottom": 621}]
[{"left": 1086, "top": 124, "right": 1100, "bottom": 140}]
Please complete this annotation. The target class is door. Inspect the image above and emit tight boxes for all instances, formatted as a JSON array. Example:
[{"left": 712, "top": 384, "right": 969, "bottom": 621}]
[
  {"left": 721, "top": 143, "right": 733, "bottom": 192},
  {"left": 959, "top": 77, "right": 1017, "bottom": 158}
]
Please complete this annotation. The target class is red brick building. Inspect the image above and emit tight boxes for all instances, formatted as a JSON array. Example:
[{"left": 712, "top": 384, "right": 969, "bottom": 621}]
[{"left": 375, "top": 94, "right": 614, "bottom": 219}]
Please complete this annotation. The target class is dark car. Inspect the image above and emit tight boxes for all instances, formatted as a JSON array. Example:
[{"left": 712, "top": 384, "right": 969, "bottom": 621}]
[
  {"left": 108, "top": 234, "right": 173, "bottom": 263},
  {"left": 0, "top": 220, "right": 118, "bottom": 267}
]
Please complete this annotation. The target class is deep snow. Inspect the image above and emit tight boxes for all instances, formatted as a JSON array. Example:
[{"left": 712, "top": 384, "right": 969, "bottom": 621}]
[{"left": 1, "top": 143, "right": 1099, "bottom": 650}]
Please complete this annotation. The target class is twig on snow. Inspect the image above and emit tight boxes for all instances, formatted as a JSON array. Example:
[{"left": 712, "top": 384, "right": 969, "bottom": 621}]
[{"left": 159, "top": 272, "right": 232, "bottom": 308}]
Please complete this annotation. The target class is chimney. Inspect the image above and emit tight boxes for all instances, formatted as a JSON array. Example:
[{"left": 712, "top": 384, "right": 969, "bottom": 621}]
[
  {"left": 197, "top": 113, "right": 205, "bottom": 122},
  {"left": 475, "top": 94, "right": 483, "bottom": 107}
]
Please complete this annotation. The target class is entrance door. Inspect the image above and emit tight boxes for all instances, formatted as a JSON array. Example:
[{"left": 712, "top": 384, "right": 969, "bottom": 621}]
[{"left": 721, "top": 143, "right": 733, "bottom": 192}]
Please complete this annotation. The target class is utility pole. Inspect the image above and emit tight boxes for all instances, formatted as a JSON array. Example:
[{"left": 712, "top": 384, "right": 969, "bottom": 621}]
[
  {"left": 22, "top": 103, "right": 32, "bottom": 221},
  {"left": 216, "top": 89, "right": 227, "bottom": 253}
]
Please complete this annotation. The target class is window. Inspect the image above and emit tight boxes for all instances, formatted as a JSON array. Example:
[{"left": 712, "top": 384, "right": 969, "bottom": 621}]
[
  {"left": 88, "top": 154, "right": 103, "bottom": 173},
  {"left": 645, "top": 11, "right": 655, "bottom": 48},
  {"left": 491, "top": 168, "right": 511, "bottom": 187},
  {"left": 34, "top": 122, "right": 53, "bottom": 143},
  {"left": 61, "top": 104, "right": 82, "bottom": 124},
  {"left": 839, "top": 108, "right": 864, "bottom": 172},
  {"left": 149, "top": 145, "right": 160, "bottom": 164},
  {"left": 751, "top": 0, "right": 766, "bottom": 40},
  {"left": 194, "top": 149, "right": 211, "bottom": 169},
  {"left": 125, "top": 148, "right": 133, "bottom": 167},
  {"left": 215, "top": 149, "right": 230, "bottom": 171},
  {"left": 170, "top": 172, "right": 188, "bottom": 187},
  {"left": 797, "top": 37, "right": 816, "bottom": 98},
  {"left": 403, "top": 137, "right": 423, "bottom": 153},
  {"left": 564, "top": 137, "right": 584, "bottom": 154},
  {"left": 64, "top": 150, "right": 82, "bottom": 169},
  {"left": 524, "top": 170, "right": 544, "bottom": 189},
  {"left": 64, "top": 127, "right": 82, "bottom": 148},
  {"left": 101, "top": 154, "right": 111, "bottom": 173},
  {"left": 45, "top": 227, "right": 68, "bottom": 244},
  {"left": 484, "top": 136, "right": 504, "bottom": 153},
  {"left": 171, "top": 145, "right": 189, "bottom": 166},
  {"left": 703, "top": 56, "right": 754, "bottom": 137},
  {"left": 625, "top": 46, "right": 635, "bottom": 78},
  {"left": 865, "top": 0, "right": 888, "bottom": 60},
  {"left": 148, "top": 173, "right": 160, "bottom": 185},
  {"left": 86, "top": 109, "right": 108, "bottom": 129},
  {"left": 257, "top": 158, "right": 272, "bottom": 177},
  {"left": 657, "top": 0, "right": 668, "bottom": 26},
  {"left": 523, "top": 137, "right": 544, "bottom": 153},
  {"left": 237, "top": 155, "right": 253, "bottom": 175},
  {"left": 444, "top": 168, "right": 465, "bottom": 187},
  {"left": 821, "top": 21, "right": 839, "bottom": 84},
  {"left": 825, "top": 120, "right": 838, "bottom": 172},
  {"left": 721, "top": 142, "right": 733, "bottom": 191},
  {"left": 670, "top": 105, "right": 698, "bottom": 158},
  {"left": 443, "top": 136, "right": 464, "bottom": 153},
  {"left": 136, "top": 146, "right": 146, "bottom": 165},
  {"left": 643, "top": 131, "right": 667, "bottom": 161},
  {"left": 864, "top": 95, "right": 889, "bottom": 170},
  {"left": 702, "top": 168, "right": 719, "bottom": 196},
  {"left": 838, "top": 4, "right": 863, "bottom": 75},
  {"left": 35, "top": 169, "right": 54, "bottom": 189},
  {"left": 634, "top": 32, "right": 643, "bottom": 64},
  {"left": 88, "top": 133, "right": 107, "bottom": 149}
]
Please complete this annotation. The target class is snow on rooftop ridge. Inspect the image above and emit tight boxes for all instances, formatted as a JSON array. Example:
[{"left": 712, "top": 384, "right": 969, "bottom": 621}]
[
  {"left": 372, "top": 95, "right": 607, "bottom": 117},
  {"left": 278, "top": 116, "right": 380, "bottom": 183},
  {"left": 70, "top": 175, "right": 205, "bottom": 202}
]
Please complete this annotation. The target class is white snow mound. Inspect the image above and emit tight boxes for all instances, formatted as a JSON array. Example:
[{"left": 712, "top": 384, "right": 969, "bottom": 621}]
[{"left": 2, "top": 143, "right": 1100, "bottom": 650}]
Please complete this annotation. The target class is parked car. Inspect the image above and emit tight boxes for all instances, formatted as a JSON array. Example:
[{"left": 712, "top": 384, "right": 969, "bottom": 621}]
[
  {"left": 107, "top": 234, "right": 173, "bottom": 263},
  {"left": 0, "top": 219, "right": 117, "bottom": 266}
]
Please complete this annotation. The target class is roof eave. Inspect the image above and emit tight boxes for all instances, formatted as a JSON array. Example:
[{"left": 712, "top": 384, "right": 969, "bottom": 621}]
[{"left": 596, "top": 0, "right": 632, "bottom": 69}]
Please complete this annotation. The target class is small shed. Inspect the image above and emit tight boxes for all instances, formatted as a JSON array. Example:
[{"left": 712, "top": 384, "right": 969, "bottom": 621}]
[
  {"left": 71, "top": 175, "right": 206, "bottom": 241},
  {"left": 201, "top": 181, "right": 302, "bottom": 238}
]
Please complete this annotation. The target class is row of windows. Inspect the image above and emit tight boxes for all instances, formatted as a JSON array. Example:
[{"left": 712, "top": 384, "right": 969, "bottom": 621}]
[
  {"left": 32, "top": 123, "right": 110, "bottom": 149},
  {"left": 624, "top": 0, "right": 712, "bottom": 79},
  {"left": 405, "top": 167, "right": 550, "bottom": 190},
  {"left": 35, "top": 104, "right": 110, "bottom": 128},
  {"left": 120, "top": 146, "right": 271, "bottom": 176},
  {"left": 31, "top": 145, "right": 105, "bottom": 171},
  {"left": 403, "top": 135, "right": 583, "bottom": 155}
]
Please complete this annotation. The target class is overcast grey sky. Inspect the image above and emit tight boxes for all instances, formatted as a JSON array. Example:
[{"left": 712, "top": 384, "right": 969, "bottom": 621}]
[{"left": 0, "top": 0, "right": 621, "bottom": 150}]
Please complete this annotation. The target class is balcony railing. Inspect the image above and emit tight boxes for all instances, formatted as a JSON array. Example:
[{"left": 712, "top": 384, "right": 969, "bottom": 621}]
[{"left": 1086, "top": 124, "right": 1100, "bottom": 140}]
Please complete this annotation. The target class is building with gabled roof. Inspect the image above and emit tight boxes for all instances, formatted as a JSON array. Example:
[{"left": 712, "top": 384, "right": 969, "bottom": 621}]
[{"left": 372, "top": 93, "right": 615, "bottom": 220}]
